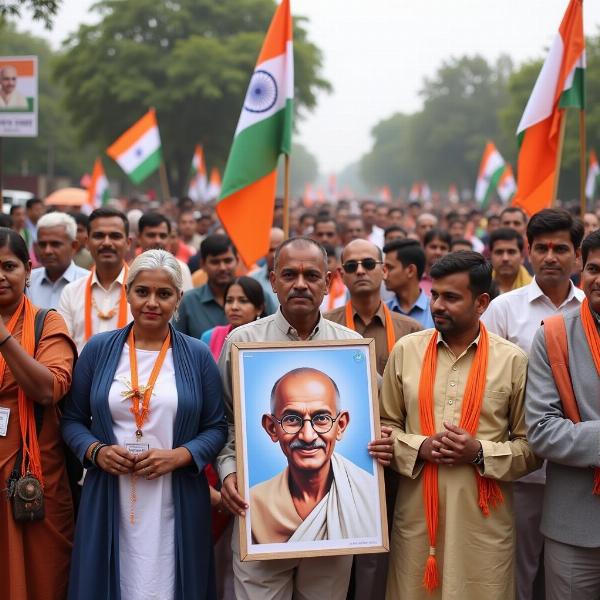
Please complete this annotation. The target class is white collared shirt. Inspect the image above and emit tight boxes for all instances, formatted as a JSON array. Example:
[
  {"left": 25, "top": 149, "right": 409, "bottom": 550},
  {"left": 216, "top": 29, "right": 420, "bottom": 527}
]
[
  {"left": 58, "top": 265, "right": 132, "bottom": 353},
  {"left": 27, "top": 262, "right": 89, "bottom": 309},
  {"left": 481, "top": 277, "right": 584, "bottom": 354}
]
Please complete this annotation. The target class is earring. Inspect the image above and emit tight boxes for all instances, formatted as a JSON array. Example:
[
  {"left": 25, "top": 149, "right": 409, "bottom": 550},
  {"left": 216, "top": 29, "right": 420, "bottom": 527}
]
[{"left": 25, "top": 279, "right": 30, "bottom": 288}]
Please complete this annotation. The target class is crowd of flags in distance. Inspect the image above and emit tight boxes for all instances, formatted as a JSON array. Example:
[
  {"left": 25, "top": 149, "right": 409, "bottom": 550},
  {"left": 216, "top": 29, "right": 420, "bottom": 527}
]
[{"left": 83, "top": 0, "right": 596, "bottom": 265}]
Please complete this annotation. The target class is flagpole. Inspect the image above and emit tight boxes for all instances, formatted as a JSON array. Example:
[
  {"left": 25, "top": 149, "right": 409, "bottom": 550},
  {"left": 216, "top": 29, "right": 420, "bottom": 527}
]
[
  {"left": 159, "top": 160, "right": 171, "bottom": 202},
  {"left": 552, "top": 112, "right": 568, "bottom": 206},
  {"left": 579, "top": 109, "right": 587, "bottom": 218},
  {"left": 283, "top": 154, "right": 291, "bottom": 239}
]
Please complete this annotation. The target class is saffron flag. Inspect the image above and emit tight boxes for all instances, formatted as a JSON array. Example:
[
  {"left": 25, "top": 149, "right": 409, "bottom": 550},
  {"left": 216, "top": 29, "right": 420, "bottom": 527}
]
[
  {"left": 585, "top": 150, "right": 599, "bottom": 201},
  {"left": 513, "top": 0, "right": 584, "bottom": 215},
  {"left": 497, "top": 164, "right": 517, "bottom": 203},
  {"left": 475, "top": 141, "right": 506, "bottom": 209},
  {"left": 188, "top": 144, "right": 208, "bottom": 202},
  {"left": 86, "top": 158, "right": 110, "bottom": 212},
  {"left": 106, "top": 109, "right": 162, "bottom": 185},
  {"left": 208, "top": 167, "right": 222, "bottom": 200},
  {"left": 217, "top": 0, "right": 293, "bottom": 266}
]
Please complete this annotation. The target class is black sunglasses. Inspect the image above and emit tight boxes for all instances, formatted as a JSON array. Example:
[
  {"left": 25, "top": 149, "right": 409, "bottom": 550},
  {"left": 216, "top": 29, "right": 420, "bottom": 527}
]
[{"left": 342, "top": 259, "right": 383, "bottom": 273}]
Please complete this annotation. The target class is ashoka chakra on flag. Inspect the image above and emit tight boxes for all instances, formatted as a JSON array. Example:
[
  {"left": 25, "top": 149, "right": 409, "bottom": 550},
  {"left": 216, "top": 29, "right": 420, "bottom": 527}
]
[{"left": 244, "top": 70, "right": 278, "bottom": 113}]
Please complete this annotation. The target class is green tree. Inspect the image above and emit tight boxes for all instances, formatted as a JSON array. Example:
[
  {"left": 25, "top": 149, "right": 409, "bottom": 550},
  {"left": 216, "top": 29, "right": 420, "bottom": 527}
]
[
  {"left": 0, "top": 0, "right": 61, "bottom": 29},
  {"left": 361, "top": 55, "right": 513, "bottom": 194},
  {"left": 55, "top": 0, "right": 330, "bottom": 195},
  {"left": 276, "top": 143, "right": 318, "bottom": 197},
  {"left": 501, "top": 33, "right": 600, "bottom": 202},
  {"left": 0, "top": 23, "right": 95, "bottom": 181}
]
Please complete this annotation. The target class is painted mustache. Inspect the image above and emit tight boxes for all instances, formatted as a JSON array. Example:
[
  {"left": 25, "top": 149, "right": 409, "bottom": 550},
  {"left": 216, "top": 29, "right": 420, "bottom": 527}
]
[{"left": 289, "top": 439, "right": 327, "bottom": 450}]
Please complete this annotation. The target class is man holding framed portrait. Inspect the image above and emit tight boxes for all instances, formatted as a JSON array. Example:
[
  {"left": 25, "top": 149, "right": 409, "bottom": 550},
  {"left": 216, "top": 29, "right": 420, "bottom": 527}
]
[{"left": 216, "top": 237, "right": 393, "bottom": 600}]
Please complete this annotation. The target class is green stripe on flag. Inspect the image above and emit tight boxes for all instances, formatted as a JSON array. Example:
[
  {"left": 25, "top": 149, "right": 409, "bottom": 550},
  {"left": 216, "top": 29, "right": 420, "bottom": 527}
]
[
  {"left": 101, "top": 188, "right": 110, "bottom": 206},
  {"left": 559, "top": 67, "right": 585, "bottom": 109},
  {"left": 129, "top": 148, "right": 162, "bottom": 185},
  {"left": 481, "top": 166, "right": 505, "bottom": 210},
  {"left": 220, "top": 99, "right": 293, "bottom": 201}
]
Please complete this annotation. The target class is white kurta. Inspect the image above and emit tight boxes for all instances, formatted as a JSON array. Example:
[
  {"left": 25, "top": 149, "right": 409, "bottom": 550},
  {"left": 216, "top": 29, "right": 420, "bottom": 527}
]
[{"left": 108, "top": 344, "right": 177, "bottom": 600}]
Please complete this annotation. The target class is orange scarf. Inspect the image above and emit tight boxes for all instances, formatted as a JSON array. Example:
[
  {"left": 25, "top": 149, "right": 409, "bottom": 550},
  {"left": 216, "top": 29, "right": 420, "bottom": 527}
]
[
  {"left": 84, "top": 264, "right": 129, "bottom": 340},
  {"left": 327, "top": 272, "right": 346, "bottom": 311},
  {"left": 417, "top": 323, "right": 503, "bottom": 592},
  {"left": 0, "top": 296, "right": 43, "bottom": 482},
  {"left": 344, "top": 301, "right": 395, "bottom": 354},
  {"left": 580, "top": 298, "right": 600, "bottom": 494}
]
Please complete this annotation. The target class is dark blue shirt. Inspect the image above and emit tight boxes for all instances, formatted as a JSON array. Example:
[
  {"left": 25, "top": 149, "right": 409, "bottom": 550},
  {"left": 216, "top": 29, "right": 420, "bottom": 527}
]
[{"left": 173, "top": 283, "right": 228, "bottom": 339}]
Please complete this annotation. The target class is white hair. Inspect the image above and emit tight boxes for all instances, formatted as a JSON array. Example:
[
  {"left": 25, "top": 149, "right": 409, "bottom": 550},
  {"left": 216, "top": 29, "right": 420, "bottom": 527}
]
[
  {"left": 127, "top": 249, "right": 183, "bottom": 293},
  {"left": 36, "top": 212, "right": 77, "bottom": 241}
]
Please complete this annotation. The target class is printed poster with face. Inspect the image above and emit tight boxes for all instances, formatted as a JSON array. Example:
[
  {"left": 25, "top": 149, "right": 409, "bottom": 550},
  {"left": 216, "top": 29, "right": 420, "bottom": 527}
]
[
  {"left": 0, "top": 56, "right": 38, "bottom": 137},
  {"left": 232, "top": 339, "right": 388, "bottom": 561}
]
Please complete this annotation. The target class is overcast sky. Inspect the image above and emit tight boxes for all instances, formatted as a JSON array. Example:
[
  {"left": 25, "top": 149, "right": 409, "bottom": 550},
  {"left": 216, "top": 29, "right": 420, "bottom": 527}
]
[{"left": 22, "top": 0, "right": 600, "bottom": 174}]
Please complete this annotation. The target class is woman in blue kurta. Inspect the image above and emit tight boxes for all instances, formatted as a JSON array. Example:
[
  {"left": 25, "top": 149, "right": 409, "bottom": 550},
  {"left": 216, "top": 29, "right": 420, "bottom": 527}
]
[{"left": 62, "top": 249, "right": 227, "bottom": 600}]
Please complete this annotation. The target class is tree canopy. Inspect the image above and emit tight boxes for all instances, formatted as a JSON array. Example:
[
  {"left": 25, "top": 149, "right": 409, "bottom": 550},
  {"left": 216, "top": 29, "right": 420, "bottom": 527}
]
[
  {"left": 55, "top": 0, "right": 330, "bottom": 195},
  {"left": 0, "top": 0, "right": 61, "bottom": 29},
  {"left": 360, "top": 36, "right": 600, "bottom": 202}
]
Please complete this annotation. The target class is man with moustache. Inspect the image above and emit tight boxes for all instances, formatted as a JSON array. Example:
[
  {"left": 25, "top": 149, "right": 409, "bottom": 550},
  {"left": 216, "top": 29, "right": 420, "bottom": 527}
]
[
  {"left": 250, "top": 367, "right": 375, "bottom": 543},
  {"left": 216, "top": 237, "right": 393, "bottom": 600},
  {"left": 526, "top": 230, "right": 600, "bottom": 600},
  {"left": 482, "top": 209, "right": 584, "bottom": 600},
  {"left": 382, "top": 251, "right": 539, "bottom": 600},
  {"left": 59, "top": 207, "right": 132, "bottom": 353}
]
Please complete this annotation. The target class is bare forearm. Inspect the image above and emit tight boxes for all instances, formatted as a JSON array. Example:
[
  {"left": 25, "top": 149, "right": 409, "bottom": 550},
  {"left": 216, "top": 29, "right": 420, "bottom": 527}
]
[{"left": 0, "top": 337, "right": 55, "bottom": 404}]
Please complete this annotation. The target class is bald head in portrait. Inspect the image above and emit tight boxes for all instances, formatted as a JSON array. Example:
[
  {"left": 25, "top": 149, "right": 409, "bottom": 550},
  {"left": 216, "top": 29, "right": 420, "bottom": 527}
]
[
  {"left": 249, "top": 367, "right": 376, "bottom": 543},
  {"left": 0, "top": 66, "right": 28, "bottom": 110}
]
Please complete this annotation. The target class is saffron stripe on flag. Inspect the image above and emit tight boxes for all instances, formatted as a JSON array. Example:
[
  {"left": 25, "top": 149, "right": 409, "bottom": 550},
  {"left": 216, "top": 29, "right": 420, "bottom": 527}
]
[{"left": 107, "top": 109, "right": 158, "bottom": 157}]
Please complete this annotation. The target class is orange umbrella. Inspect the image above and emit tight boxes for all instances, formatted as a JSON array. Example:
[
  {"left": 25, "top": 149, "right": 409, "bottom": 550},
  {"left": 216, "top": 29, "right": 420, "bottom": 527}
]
[{"left": 44, "top": 187, "right": 87, "bottom": 207}]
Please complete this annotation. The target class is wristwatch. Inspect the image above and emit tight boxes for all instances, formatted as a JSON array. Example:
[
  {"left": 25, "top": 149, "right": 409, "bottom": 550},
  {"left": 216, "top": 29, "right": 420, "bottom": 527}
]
[{"left": 471, "top": 443, "right": 484, "bottom": 466}]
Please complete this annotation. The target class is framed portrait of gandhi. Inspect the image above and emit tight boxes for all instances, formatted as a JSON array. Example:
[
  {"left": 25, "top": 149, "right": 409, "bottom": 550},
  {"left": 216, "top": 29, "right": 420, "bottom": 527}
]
[{"left": 231, "top": 339, "right": 388, "bottom": 561}]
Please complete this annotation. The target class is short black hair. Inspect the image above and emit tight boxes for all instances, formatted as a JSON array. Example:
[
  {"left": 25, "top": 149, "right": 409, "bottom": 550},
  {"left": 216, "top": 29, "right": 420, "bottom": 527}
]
[
  {"left": 500, "top": 206, "right": 527, "bottom": 222},
  {"left": 526, "top": 208, "right": 584, "bottom": 249},
  {"left": 200, "top": 233, "right": 236, "bottom": 261},
  {"left": 313, "top": 215, "right": 339, "bottom": 232},
  {"left": 72, "top": 212, "right": 89, "bottom": 228},
  {"left": 273, "top": 236, "right": 327, "bottom": 271},
  {"left": 224, "top": 276, "right": 266, "bottom": 317},
  {"left": 9, "top": 204, "right": 24, "bottom": 215},
  {"left": 384, "top": 225, "right": 406, "bottom": 237},
  {"left": 489, "top": 227, "right": 524, "bottom": 252},
  {"left": 138, "top": 212, "right": 172, "bottom": 235},
  {"left": 581, "top": 230, "right": 600, "bottom": 265},
  {"left": 0, "top": 214, "right": 13, "bottom": 229},
  {"left": 450, "top": 238, "right": 473, "bottom": 251},
  {"left": 321, "top": 242, "right": 337, "bottom": 258},
  {"left": 383, "top": 238, "right": 426, "bottom": 279},
  {"left": 430, "top": 250, "right": 492, "bottom": 298},
  {"left": 424, "top": 228, "right": 452, "bottom": 248},
  {"left": 25, "top": 198, "right": 42, "bottom": 210},
  {"left": 88, "top": 207, "right": 129, "bottom": 236},
  {"left": 0, "top": 226, "right": 29, "bottom": 265}
]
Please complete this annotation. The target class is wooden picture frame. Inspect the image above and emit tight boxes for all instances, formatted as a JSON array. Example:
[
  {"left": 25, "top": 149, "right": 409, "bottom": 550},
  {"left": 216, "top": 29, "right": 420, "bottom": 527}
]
[{"left": 231, "top": 339, "right": 389, "bottom": 561}]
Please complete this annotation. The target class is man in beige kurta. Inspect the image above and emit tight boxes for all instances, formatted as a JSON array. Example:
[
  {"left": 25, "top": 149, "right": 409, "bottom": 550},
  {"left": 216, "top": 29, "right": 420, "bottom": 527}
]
[{"left": 381, "top": 251, "right": 540, "bottom": 600}]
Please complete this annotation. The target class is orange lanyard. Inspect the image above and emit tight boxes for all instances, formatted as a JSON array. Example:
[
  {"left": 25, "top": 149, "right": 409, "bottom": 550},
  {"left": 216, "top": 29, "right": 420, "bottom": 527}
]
[
  {"left": 127, "top": 328, "right": 171, "bottom": 439},
  {"left": 344, "top": 301, "right": 396, "bottom": 354},
  {"left": 84, "top": 263, "right": 129, "bottom": 340}
]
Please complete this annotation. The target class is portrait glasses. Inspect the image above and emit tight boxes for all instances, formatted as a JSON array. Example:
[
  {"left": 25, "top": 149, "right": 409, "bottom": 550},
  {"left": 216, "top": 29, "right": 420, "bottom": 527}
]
[
  {"left": 271, "top": 412, "right": 341, "bottom": 435},
  {"left": 342, "top": 259, "right": 383, "bottom": 273}
]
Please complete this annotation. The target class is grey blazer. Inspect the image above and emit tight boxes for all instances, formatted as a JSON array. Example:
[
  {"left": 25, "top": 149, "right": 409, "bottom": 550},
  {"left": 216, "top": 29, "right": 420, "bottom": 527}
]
[{"left": 526, "top": 306, "right": 600, "bottom": 548}]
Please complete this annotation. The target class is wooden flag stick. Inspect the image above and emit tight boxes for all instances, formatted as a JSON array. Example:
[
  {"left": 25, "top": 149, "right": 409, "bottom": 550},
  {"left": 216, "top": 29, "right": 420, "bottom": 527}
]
[
  {"left": 579, "top": 109, "right": 587, "bottom": 218},
  {"left": 159, "top": 160, "right": 171, "bottom": 202},
  {"left": 283, "top": 154, "right": 291, "bottom": 239},
  {"left": 552, "top": 112, "right": 568, "bottom": 206}
]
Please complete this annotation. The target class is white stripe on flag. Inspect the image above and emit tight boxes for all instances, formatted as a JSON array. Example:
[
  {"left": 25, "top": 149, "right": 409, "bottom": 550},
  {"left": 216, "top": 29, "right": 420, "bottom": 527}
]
[{"left": 117, "top": 127, "right": 161, "bottom": 173}]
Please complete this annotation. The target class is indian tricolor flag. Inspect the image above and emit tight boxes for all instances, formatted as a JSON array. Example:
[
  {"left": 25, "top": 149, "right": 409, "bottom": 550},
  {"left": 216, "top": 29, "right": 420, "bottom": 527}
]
[
  {"left": 513, "top": 0, "right": 584, "bottom": 215},
  {"left": 586, "top": 150, "right": 600, "bottom": 200},
  {"left": 188, "top": 144, "right": 208, "bottom": 202},
  {"left": 106, "top": 109, "right": 162, "bottom": 185},
  {"left": 497, "top": 164, "right": 517, "bottom": 203},
  {"left": 208, "top": 167, "right": 222, "bottom": 200},
  {"left": 475, "top": 142, "right": 506, "bottom": 209},
  {"left": 86, "top": 158, "right": 110, "bottom": 212},
  {"left": 217, "top": 0, "right": 293, "bottom": 267}
]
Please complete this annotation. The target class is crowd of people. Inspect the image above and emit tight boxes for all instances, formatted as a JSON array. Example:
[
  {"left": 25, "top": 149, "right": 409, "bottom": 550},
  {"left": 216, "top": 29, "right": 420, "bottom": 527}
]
[{"left": 1, "top": 191, "right": 600, "bottom": 600}]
